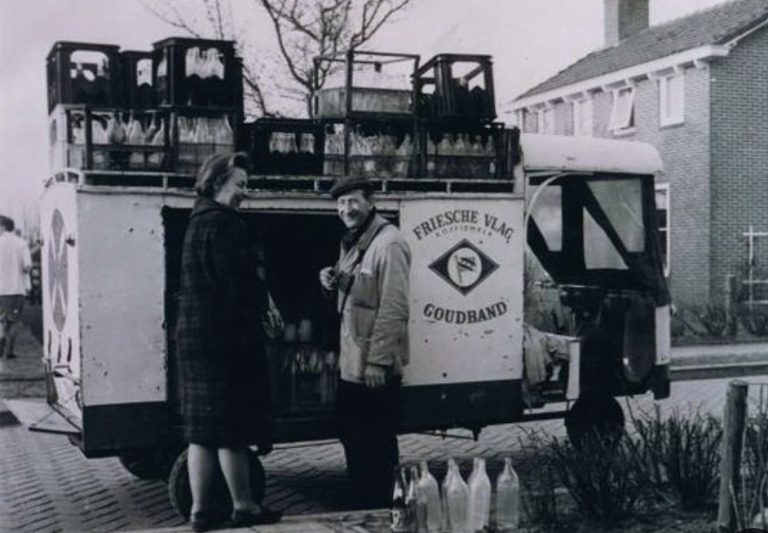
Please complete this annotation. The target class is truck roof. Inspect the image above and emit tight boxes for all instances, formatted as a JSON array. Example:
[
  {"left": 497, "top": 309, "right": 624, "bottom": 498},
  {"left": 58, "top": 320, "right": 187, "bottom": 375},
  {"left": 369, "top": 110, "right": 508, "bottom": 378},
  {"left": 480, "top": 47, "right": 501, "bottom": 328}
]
[{"left": 520, "top": 133, "right": 663, "bottom": 176}]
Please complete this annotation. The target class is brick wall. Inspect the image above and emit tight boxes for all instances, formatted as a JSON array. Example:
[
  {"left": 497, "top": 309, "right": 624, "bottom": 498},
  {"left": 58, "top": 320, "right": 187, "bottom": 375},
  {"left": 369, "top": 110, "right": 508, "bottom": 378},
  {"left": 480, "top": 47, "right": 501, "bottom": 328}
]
[{"left": 710, "top": 28, "right": 768, "bottom": 305}]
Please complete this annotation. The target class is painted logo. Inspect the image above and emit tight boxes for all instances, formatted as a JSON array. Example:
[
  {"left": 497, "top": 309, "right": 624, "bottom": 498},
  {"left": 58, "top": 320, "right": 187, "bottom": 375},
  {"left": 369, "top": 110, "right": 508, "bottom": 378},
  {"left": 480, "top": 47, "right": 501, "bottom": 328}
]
[
  {"left": 429, "top": 239, "right": 499, "bottom": 295},
  {"left": 48, "top": 209, "right": 68, "bottom": 332}
]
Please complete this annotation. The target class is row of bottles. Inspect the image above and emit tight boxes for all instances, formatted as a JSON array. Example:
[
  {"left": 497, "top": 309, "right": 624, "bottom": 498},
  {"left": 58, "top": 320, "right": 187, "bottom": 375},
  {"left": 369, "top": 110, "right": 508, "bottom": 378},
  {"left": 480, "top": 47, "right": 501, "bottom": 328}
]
[
  {"left": 157, "top": 47, "right": 226, "bottom": 82},
  {"left": 71, "top": 112, "right": 234, "bottom": 147},
  {"left": 392, "top": 457, "right": 520, "bottom": 533},
  {"left": 427, "top": 134, "right": 497, "bottom": 157},
  {"left": 269, "top": 132, "right": 316, "bottom": 155},
  {"left": 325, "top": 130, "right": 413, "bottom": 158},
  {"left": 273, "top": 317, "right": 338, "bottom": 410},
  {"left": 177, "top": 115, "right": 234, "bottom": 146},
  {"left": 185, "top": 47, "right": 226, "bottom": 80}
]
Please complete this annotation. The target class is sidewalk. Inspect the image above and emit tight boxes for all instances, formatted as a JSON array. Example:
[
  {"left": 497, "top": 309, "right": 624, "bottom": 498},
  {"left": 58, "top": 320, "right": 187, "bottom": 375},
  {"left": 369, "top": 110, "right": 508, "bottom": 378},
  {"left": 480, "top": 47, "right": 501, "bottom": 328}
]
[
  {"left": 0, "top": 320, "right": 45, "bottom": 402},
  {"left": 121, "top": 510, "right": 391, "bottom": 533}
]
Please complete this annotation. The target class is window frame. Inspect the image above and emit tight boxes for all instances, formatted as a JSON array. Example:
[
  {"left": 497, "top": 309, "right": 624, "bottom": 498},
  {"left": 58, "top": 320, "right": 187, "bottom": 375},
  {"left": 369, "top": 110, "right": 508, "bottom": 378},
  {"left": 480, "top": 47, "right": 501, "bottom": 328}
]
[
  {"left": 572, "top": 98, "right": 593, "bottom": 137},
  {"left": 536, "top": 107, "right": 555, "bottom": 135},
  {"left": 609, "top": 86, "right": 636, "bottom": 133},
  {"left": 655, "top": 183, "right": 670, "bottom": 276},
  {"left": 659, "top": 72, "right": 685, "bottom": 127}
]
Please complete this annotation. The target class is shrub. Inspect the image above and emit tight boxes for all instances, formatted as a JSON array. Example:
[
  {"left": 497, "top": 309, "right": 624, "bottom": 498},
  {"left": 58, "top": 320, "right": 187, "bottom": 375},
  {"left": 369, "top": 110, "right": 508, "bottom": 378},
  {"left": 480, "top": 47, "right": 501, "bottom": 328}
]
[
  {"left": 738, "top": 304, "right": 768, "bottom": 336},
  {"left": 735, "top": 387, "right": 768, "bottom": 530},
  {"left": 517, "top": 430, "right": 561, "bottom": 527},
  {"left": 688, "top": 303, "right": 729, "bottom": 338},
  {"left": 632, "top": 406, "right": 723, "bottom": 510},
  {"left": 547, "top": 432, "right": 645, "bottom": 526}
]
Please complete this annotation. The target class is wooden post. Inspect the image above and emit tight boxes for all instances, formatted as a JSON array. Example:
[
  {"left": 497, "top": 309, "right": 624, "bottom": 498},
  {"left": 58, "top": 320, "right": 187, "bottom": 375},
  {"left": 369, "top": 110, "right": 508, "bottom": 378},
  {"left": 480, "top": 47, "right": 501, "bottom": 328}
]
[{"left": 717, "top": 380, "right": 749, "bottom": 533}]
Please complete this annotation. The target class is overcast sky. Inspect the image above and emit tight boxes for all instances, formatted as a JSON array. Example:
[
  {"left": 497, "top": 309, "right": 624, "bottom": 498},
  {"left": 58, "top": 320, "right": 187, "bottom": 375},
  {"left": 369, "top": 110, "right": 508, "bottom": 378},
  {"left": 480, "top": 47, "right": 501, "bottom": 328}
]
[{"left": 0, "top": 0, "right": 729, "bottom": 225}]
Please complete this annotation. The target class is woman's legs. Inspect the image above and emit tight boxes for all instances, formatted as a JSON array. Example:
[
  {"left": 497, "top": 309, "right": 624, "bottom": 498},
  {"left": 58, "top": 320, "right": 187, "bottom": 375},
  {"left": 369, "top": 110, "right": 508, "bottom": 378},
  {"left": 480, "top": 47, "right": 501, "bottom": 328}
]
[
  {"left": 218, "top": 447, "right": 260, "bottom": 512},
  {"left": 188, "top": 443, "right": 218, "bottom": 514}
]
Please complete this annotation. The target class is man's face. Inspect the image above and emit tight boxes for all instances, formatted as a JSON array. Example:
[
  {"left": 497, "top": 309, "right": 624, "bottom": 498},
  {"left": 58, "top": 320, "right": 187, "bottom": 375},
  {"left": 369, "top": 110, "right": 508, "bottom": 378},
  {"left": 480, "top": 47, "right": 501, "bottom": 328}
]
[{"left": 337, "top": 189, "right": 373, "bottom": 230}]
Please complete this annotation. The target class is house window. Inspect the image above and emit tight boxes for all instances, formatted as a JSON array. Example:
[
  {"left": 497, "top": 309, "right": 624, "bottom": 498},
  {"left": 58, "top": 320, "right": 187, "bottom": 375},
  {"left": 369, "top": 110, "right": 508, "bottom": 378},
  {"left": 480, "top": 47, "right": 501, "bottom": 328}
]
[
  {"left": 536, "top": 107, "right": 555, "bottom": 134},
  {"left": 655, "top": 183, "right": 670, "bottom": 275},
  {"left": 515, "top": 109, "right": 527, "bottom": 131},
  {"left": 609, "top": 86, "right": 635, "bottom": 133},
  {"left": 659, "top": 73, "right": 684, "bottom": 126},
  {"left": 573, "top": 98, "right": 593, "bottom": 137}
]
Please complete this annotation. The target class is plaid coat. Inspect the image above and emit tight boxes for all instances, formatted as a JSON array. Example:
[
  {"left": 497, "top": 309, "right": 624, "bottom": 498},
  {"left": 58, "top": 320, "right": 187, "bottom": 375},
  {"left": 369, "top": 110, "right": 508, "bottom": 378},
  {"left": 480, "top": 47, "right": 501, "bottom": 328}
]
[{"left": 175, "top": 197, "right": 272, "bottom": 447}]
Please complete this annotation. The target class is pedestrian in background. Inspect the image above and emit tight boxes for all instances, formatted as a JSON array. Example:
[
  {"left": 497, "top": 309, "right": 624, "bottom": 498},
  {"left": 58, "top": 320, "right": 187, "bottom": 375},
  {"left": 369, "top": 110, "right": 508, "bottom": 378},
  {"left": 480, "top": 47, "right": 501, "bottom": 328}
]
[
  {"left": 0, "top": 216, "right": 31, "bottom": 359},
  {"left": 319, "top": 176, "right": 411, "bottom": 509},
  {"left": 175, "top": 152, "right": 282, "bottom": 532}
]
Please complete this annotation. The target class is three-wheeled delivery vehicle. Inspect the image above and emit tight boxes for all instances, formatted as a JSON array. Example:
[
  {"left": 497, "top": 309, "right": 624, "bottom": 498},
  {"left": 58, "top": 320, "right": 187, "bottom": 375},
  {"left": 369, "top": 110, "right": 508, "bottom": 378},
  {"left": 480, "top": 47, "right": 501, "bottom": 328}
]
[{"left": 23, "top": 41, "right": 670, "bottom": 519}]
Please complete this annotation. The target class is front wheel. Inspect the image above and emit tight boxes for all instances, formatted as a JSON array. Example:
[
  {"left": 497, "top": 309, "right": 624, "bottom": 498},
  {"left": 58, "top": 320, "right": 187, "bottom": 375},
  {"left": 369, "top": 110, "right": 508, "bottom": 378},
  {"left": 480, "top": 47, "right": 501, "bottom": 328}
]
[
  {"left": 167, "top": 447, "right": 266, "bottom": 521},
  {"left": 564, "top": 394, "right": 625, "bottom": 450}
]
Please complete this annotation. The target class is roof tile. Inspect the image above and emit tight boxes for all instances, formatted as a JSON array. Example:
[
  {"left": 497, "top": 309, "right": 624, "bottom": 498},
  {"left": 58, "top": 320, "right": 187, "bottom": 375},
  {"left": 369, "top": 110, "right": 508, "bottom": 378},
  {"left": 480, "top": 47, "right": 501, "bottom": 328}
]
[{"left": 516, "top": 0, "right": 768, "bottom": 100}]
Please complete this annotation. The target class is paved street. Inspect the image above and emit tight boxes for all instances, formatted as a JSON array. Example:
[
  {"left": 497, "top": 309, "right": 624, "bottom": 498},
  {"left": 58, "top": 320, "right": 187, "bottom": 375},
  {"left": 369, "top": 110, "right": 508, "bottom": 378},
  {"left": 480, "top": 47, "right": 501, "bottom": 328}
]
[{"left": 2, "top": 314, "right": 768, "bottom": 533}]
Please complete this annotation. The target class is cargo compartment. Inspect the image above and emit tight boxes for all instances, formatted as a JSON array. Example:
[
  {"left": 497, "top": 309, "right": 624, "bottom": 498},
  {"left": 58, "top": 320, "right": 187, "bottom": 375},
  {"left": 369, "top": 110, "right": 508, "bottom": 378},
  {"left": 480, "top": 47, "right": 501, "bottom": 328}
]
[{"left": 163, "top": 208, "right": 356, "bottom": 437}]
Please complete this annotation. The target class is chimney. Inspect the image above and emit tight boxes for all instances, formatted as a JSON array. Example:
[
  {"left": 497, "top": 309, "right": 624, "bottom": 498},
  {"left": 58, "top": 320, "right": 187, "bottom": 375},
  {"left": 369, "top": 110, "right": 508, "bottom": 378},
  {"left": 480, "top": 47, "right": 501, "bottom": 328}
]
[{"left": 604, "top": 0, "right": 649, "bottom": 47}]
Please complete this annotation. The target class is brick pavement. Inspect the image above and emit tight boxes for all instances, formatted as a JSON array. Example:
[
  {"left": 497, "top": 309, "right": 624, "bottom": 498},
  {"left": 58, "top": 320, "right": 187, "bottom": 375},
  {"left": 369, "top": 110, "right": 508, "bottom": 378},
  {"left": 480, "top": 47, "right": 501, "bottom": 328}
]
[
  {"left": 2, "top": 318, "right": 768, "bottom": 532},
  {"left": 3, "top": 375, "right": 768, "bottom": 533}
]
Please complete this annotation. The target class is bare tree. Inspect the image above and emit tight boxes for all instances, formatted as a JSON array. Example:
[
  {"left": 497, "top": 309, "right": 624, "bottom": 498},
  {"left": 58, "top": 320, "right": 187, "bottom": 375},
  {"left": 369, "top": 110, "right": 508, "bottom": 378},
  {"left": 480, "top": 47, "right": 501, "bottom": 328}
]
[{"left": 142, "top": 0, "right": 415, "bottom": 117}]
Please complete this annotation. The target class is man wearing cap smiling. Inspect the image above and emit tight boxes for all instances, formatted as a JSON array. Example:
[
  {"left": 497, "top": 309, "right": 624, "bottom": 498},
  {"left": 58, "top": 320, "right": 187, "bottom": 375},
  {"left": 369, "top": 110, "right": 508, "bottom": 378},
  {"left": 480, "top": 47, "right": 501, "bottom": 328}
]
[{"left": 319, "top": 176, "right": 411, "bottom": 509}]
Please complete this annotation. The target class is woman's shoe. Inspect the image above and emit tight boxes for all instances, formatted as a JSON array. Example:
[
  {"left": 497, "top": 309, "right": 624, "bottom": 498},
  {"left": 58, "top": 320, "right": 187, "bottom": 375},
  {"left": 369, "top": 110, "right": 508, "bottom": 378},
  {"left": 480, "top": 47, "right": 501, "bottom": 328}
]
[
  {"left": 231, "top": 507, "right": 283, "bottom": 527},
  {"left": 190, "top": 511, "right": 213, "bottom": 533}
]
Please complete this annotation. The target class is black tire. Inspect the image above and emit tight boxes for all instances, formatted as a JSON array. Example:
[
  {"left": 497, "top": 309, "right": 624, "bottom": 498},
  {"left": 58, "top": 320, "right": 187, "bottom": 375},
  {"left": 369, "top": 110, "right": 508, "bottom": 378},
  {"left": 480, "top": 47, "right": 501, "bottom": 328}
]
[
  {"left": 565, "top": 394, "right": 625, "bottom": 450},
  {"left": 167, "top": 447, "right": 266, "bottom": 521},
  {"left": 119, "top": 442, "right": 186, "bottom": 481}
]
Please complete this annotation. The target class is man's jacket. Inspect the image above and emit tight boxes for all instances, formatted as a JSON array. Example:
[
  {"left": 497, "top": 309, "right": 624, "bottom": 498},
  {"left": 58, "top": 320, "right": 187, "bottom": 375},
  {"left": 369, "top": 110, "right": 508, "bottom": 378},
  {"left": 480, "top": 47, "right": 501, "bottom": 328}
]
[{"left": 336, "top": 213, "right": 411, "bottom": 384}]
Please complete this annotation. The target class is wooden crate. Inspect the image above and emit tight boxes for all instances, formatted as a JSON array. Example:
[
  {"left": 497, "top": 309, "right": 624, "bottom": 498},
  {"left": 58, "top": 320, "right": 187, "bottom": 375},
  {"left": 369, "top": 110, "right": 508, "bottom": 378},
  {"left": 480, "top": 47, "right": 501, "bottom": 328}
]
[
  {"left": 245, "top": 118, "right": 325, "bottom": 176},
  {"left": 48, "top": 105, "right": 169, "bottom": 172},
  {"left": 47, "top": 42, "right": 123, "bottom": 112},
  {"left": 152, "top": 37, "right": 243, "bottom": 110},
  {"left": 122, "top": 50, "right": 155, "bottom": 109}
]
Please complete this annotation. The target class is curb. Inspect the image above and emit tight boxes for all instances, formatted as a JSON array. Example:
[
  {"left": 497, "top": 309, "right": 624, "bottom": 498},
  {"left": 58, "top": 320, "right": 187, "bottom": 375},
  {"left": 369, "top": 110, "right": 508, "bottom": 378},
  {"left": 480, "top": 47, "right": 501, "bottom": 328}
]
[{"left": 670, "top": 361, "right": 768, "bottom": 382}]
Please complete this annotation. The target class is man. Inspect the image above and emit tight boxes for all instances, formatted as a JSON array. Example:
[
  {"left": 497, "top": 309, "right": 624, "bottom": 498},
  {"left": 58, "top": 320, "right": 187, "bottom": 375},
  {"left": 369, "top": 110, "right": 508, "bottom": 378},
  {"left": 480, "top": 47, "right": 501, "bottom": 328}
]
[
  {"left": 0, "top": 216, "right": 31, "bottom": 359},
  {"left": 319, "top": 176, "right": 411, "bottom": 509}
]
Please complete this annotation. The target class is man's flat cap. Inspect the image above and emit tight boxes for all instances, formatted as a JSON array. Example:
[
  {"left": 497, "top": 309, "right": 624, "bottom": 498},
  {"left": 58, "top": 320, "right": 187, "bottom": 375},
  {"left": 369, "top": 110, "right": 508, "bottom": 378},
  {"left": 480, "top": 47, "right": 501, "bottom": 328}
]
[{"left": 329, "top": 176, "right": 375, "bottom": 199}]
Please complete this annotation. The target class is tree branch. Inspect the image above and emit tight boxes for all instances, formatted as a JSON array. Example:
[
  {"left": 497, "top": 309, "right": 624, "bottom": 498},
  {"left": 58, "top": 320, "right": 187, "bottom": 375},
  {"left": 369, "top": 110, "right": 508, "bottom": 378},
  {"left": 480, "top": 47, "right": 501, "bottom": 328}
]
[{"left": 139, "top": 0, "right": 205, "bottom": 38}]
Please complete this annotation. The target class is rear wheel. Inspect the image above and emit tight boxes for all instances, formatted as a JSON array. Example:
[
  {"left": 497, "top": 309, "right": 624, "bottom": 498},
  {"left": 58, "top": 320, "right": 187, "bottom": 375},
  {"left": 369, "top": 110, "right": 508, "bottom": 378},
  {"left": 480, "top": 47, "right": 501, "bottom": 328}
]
[
  {"left": 167, "top": 447, "right": 266, "bottom": 521},
  {"left": 565, "top": 394, "right": 624, "bottom": 450},
  {"left": 119, "top": 442, "right": 186, "bottom": 481}
]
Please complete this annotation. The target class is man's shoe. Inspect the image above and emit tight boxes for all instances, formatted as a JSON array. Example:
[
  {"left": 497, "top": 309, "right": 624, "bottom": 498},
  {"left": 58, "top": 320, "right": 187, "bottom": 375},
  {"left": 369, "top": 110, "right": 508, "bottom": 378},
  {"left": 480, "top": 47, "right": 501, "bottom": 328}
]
[
  {"left": 190, "top": 511, "right": 213, "bottom": 533},
  {"left": 5, "top": 353, "right": 16, "bottom": 360},
  {"left": 231, "top": 507, "right": 282, "bottom": 527}
]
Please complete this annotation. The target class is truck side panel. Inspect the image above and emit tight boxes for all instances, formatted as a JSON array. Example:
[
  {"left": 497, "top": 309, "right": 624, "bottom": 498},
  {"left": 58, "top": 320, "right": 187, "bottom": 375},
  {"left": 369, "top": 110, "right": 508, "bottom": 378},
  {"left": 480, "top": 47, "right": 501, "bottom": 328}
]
[
  {"left": 78, "top": 192, "right": 167, "bottom": 406},
  {"left": 401, "top": 198, "right": 525, "bottom": 385},
  {"left": 41, "top": 182, "right": 83, "bottom": 425}
]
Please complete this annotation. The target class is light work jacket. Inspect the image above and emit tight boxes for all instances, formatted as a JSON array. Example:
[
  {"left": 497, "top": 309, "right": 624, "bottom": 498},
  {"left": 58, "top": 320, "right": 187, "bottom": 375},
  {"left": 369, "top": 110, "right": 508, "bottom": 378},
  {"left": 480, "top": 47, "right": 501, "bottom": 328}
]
[{"left": 336, "top": 214, "right": 411, "bottom": 384}]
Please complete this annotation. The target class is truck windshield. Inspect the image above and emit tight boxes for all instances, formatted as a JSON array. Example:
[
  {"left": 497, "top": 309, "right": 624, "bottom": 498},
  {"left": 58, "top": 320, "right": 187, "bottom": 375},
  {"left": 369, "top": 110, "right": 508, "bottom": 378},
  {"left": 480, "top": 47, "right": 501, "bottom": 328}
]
[{"left": 527, "top": 173, "right": 668, "bottom": 302}]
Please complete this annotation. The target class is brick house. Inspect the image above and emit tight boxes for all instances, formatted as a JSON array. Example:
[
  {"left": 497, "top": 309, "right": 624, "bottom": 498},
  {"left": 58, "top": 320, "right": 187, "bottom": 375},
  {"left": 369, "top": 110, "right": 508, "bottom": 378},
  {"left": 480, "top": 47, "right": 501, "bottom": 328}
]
[{"left": 511, "top": 0, "right": 768, "bottom": 309}]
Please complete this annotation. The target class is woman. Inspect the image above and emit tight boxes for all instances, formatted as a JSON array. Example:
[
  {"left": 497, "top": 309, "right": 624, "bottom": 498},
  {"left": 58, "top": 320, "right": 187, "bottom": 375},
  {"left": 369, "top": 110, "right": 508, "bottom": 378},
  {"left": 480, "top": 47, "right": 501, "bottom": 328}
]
[{"left": 175, "top": 152, "right": 282, "bottom": 532}]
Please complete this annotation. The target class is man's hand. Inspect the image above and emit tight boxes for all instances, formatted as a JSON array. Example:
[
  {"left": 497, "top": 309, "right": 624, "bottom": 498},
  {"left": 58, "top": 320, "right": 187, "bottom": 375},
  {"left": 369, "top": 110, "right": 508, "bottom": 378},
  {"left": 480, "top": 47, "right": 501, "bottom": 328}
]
[
  {"left": 319, "top": 266, "right": 338, "bottom": 292},
  {"left": 364, "top": 364, "right": 386, "bottom": 389}
]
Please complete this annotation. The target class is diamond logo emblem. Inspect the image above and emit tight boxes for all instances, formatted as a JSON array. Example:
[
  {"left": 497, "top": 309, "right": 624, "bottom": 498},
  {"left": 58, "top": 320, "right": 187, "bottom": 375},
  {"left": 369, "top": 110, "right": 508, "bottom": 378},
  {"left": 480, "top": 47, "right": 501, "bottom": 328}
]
[{"left": 429, "top": 239, "right": 499, "bottom": 295}]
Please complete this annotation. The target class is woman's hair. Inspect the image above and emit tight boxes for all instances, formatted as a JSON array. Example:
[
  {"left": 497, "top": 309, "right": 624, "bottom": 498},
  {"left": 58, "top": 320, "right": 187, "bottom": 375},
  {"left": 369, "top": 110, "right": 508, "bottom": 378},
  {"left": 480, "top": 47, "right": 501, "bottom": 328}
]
[{"left": 195, "top": 152, "right": 252, "bottom": 199}]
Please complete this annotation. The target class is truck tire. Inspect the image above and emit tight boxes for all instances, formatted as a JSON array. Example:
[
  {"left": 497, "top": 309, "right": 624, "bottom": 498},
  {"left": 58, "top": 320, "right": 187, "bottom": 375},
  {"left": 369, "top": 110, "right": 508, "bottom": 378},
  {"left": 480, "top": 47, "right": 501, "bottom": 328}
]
[
  {"left": 565, "top": 394, "right": 624, "bottom": 450},
  {"left": 119, "top": 442, "right": 186, "bottom": 481},
  {"left": 167, "top": 448, "right": 266, "bottom": 521}
]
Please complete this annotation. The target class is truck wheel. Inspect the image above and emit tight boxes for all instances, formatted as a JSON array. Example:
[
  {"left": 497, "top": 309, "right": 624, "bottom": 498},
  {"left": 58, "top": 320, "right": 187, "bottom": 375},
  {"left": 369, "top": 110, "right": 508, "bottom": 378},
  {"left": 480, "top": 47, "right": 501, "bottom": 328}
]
[
  {"left": 119, "top": 442, "right": 186, "bottom": 481},
  {"left": 167, "top": 448, "right": 266, "bottom": 521},
  {"left": 565, "top": 394, "right": 624, "bottom": 450}
]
